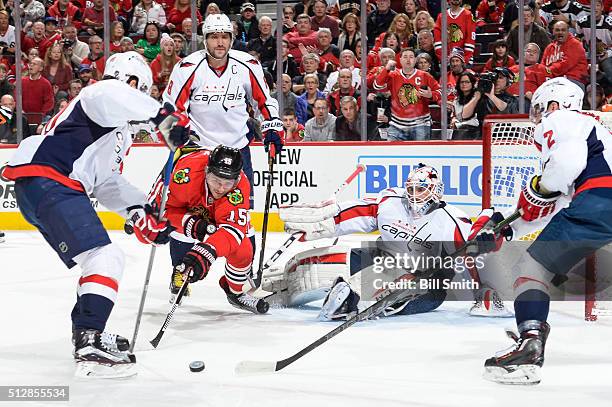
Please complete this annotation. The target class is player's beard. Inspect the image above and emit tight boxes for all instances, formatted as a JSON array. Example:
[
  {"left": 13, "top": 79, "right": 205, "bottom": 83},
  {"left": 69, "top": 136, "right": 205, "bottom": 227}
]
[{"left": 209, "top": 45, "right": 229, "bottom": 61}]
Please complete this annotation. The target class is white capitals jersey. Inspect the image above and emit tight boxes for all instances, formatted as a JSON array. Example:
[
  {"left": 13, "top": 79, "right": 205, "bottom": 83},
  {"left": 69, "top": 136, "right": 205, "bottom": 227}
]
[
  {"left": 163, "top": 49, "right": 279, "bottom": 149},
  {"left": 2, "top": 80, "right": 160, "bottom": 217},
  {"left": 334, "top": 188, "right": 472, "bottom": 258}
]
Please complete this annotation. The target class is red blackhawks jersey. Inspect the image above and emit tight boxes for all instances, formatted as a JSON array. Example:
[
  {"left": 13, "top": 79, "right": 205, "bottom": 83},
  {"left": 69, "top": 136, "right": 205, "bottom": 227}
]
[
  {"left": 434, "top": 8, "right": 476, "bottom": 63},
  {"left": 541, "top": 35, "right": 588, "bottom": 84},
  {"left": 373, "top": 68, "right": 441, "bottom": 129},
  {"left": 507, "top": 63, "right": 552, "bottom": 96},
  {"left": 151, "top": 150, "right": 252, "bottom": 258}
]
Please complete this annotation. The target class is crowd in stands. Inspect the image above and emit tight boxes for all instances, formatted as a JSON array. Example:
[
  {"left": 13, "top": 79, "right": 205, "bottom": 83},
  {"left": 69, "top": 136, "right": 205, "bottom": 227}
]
[{"left": 0, "top": 0, "right": 611, "bottom": 144}]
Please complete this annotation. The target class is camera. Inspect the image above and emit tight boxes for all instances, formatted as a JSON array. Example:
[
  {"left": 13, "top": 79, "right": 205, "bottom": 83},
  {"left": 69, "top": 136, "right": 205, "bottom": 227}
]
[
  {"left": 477, "top": 72, "right": 497, "bottom": 94},
  {"left": 63, "top": 38, "right": 74, "bottom": 48}
]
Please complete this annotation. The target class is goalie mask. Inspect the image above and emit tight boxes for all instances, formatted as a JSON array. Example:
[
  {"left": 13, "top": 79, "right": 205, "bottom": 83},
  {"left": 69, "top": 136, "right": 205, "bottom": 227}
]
[
  {"left": 202, "top": 13, "right": 234, "bottom": 60},
  {"left": 529, "top": 77, "right": 583, "bottom": 124},
  {"left": 103, "top": 51, "right": 153, "bottom": 95},
  {"left": 404, "top": 164, "right": 444, "bottom": 217}
]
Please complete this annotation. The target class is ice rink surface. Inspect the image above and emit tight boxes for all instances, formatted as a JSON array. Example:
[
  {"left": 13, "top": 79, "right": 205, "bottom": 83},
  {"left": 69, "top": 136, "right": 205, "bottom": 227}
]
[{"left": 1, "top": 231, "right": 611, "bottom": 407}]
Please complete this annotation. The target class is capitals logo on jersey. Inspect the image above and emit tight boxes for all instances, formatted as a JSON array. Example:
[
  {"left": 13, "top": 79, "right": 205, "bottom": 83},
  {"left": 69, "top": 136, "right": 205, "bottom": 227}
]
[{"left": 398, "top": 84, "right": 419, "bottom": 107}]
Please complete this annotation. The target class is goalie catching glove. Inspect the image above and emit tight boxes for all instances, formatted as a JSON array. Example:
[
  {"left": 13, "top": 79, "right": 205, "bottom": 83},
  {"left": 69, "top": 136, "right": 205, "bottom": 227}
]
[
  {"left": 150, "top": 103, "right": 190, "bottom": 150},
  {"left": 466, "top": 208, "right": 513, "bottom": 255},
  {"left": 125, "top": 204, "right": 173, "bottom": 245},
  {"left": 517, "top": 175, "right": 561, "bottom": 221},
  {"left": 279, "top": 199, "right": 338, "bottom": 241},
  {"left": 180, "top": 243, "right": 217, "bottom": 282}
]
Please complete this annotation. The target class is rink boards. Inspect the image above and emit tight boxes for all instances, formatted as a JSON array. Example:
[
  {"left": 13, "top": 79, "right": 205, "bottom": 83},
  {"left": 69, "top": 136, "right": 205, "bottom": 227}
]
[{"left": 0, "top": 141, "right": 485, "bottom": 230}]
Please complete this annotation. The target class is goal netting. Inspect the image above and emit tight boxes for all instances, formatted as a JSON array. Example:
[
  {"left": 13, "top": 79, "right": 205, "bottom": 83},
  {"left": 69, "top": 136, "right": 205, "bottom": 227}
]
[{"left": 482, "top": 112, "right": 612, "bottom": 321}]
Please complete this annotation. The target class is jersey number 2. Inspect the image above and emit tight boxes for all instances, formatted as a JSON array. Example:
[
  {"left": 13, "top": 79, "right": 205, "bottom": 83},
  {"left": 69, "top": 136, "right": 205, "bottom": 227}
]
[{"left": 543, "top": 130, "right": 555, "bottom": 148}]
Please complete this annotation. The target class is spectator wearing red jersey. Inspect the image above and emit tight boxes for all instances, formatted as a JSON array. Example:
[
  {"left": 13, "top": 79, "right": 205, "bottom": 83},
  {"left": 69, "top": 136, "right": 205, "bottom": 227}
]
[
  {"left": 367, "top": 48, "right": 395, "bottom": 90},
  {"left": 367, "top": 31, "right": 401, "bottom": 68},
  {"left": 21, "top": 21, "right": 45, "bottom": 55},
  {"left": 43, "top": 43, "right": 74, "bottom": 94},
  {"left": 476, "top": 0, "right": 505, "bottom": 24},
  {"left": 38, "top": 17, "right": 63, "bottom": 59},
  {"left": 507, "top": 42, "right": 551, "bottom": 99},
  {"left": 166, "top": 0, "right": 202, "bottom": 33},
  {"left": 281, "top": 109, "right": 306, "bottom": 142},
  {"left": 48, "top": 0, "right": 83, "bottom": 31},
  {"left": 310, "top": 0, "right": 340, "bottom": 41},
  {"left": 82, "top": 0, "right": 118, "bottom": 37},
  {"left": 150, "top": 33, "right": 180, "bottom": 92},
  {"left": 484, "top": 39, "right": 516, "bottom": 72},
  {"left": 328, "top": 68, "right": 361, "bottom": 116},
  {"left": 542, "top": 20, "right": 588, "bottom": 87},
  {"left": 374, "top": 47, "right": 441, "bottom": 141},
  {"left": 506, "top": 5, "right": 551, "bottom": 61},
  {"left": 284, "top": 14, "right": 319, "bottom": 65},
  {"left": 110, "top": 0, "right": 133, "bottom": 22},
  {"left": 433, "top": 0, "right": 476, "bottom": 64},
  {"left": 21, "top": 57, "right": 54, "bottom": 125}
]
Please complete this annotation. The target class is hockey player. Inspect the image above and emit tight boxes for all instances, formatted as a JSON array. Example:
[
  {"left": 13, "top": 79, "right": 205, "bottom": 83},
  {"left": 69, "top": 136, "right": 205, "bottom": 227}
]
[
  {"left": 153, "top": 145, "right": 269, "bottom": 314},
  {"left": 276, "top": 164, "right": 510, "bottom": 320},
  {"left": 474, "top": 77, "right": 612, "bottom": 385},
  {"left": 0, "top": 51, "right": 189, "bottom": 378}
]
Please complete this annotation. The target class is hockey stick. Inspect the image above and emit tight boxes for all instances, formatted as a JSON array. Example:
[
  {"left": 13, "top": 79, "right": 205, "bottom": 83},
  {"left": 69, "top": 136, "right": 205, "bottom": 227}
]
[
  {"left": 129, "top": 151, "right": 175, "bottom": 353},
  {"left": 149, "top": 264, "right": 191, "bottom": 348},
  {"left": 235, "top": 209, "right": 522, "bottom": 375}
]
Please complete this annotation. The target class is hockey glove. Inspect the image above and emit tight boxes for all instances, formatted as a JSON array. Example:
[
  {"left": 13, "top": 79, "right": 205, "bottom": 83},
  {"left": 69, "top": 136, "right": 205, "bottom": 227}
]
[
  {"left": 517, "top": 175, "right": 561, "bottom": 221},
  {"left": 125, "top": 204, "right": 174, "bottom": 245},
  {"left": 466, "top": 208, "right": 513, "bottom": 255},
  {"left": 181, "top": 243, "right": 217, "bottom": 283},
  {"left": 183, "top": 214, "right": 217, "bottom": 241},
  {"left": 151, "top": 103, "right": 190, "bottom": 150},
  {"left": 261, "top": 118, "right": 284, "bottom": 155}
]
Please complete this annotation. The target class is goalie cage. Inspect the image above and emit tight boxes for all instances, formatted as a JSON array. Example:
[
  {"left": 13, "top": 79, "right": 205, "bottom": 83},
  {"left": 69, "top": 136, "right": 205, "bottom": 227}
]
[{"left": 482, "top": 112, "right": 612, "bottom": 321}]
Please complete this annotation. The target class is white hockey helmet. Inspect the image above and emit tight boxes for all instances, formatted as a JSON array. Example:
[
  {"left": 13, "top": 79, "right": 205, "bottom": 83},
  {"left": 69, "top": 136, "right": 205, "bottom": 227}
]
[
  {"left": 202, "top": 13, "right": 234, "bottom": 59},
  {"left": 404, "top": 163, "right": 444, "bottom": 217},
  {"left": 529, "top": 77, "right": 584, "bottom": 124},
  {"left": 103, "top": 51, "right": 153, "bottom": 95}
]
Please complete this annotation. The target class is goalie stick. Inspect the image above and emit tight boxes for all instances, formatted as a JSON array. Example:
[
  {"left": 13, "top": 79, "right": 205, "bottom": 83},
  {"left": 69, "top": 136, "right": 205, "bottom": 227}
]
[{"left": 235, "top": 209, "right": 522, "bottom": 375}]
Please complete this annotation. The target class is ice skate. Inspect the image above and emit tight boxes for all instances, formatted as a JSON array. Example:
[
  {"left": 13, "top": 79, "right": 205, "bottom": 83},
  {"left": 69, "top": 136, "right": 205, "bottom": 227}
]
[
  {"left": 220, "top": 276, "right": 269, "bottom": 314},
  {"left": 169, "top": 266, "right": 191, "bottom": 304},
  {"left": 73, "top": 329, "right": 136, "bottom": 379},
  {"left": 483, "top": 320, "right": 550, "bottom": 385},
  {"left": 318, "top": 277, "right": 360, "bottom": 321}
]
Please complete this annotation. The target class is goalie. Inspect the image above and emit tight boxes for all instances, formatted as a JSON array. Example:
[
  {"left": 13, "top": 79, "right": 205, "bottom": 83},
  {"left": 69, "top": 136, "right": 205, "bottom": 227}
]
[{"left": 268, "top": 164, "right": 512, "bottom": 320}]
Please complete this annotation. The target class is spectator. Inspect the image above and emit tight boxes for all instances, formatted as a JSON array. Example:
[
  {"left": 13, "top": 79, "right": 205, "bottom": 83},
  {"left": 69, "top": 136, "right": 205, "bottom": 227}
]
[
  {"left": 248, "top": 16, "right": 275, "bottom": 69},
  {"left": 476, "top": 0, "right": 505, "bottom": 24},
  {"left": 136, "top": 22, "right": 162, "bottom": 61},
  {"left": 540, "top": 0, "right": 589, "bottom": 32},
  {"left": 446, "top": 47, "right": 466, "bottom": 100},
  {"left": 299, "top": 73, "right": 325, "bottom": 120},
  {"left": 231, "top": 20, "right": 249, "bottom": 52},
  {"left": 310, "top": 0, "right": 340, "bottom": 41},
  {"left": 281, "top": 108, "right": 305, "bottom": 142},
  {"left": 367, "top": 48, "right": 396, "bottom": 89},
  {"left": 21, "top": 0, "right": 45, "bottom": 28},
  {"left": 61, "top": 24, "right": 89, "bottom": 68},
  {"left": 466, "top": 67, "right": 519, "bottom": 127},
  {"left": 182, "top": 18, "right": 204, "bottom": 51},
  {"left": 120, "top": 36, "right": 136, "bottom": 53},
  {"left": 281, "top": 5, "right": 297, "bottom": 34},
  {"left": 82, "top": 0, "right": 117, "bottom": 37},
  {"left": 81, "top": 35, "right": 106, "bottom": 79},
  {"left": 374, "top": 48, "right": 441, "bottom": 141},
  {"left": 416, "top": 52, "right": 439, "bottom": 80},
  {"left": 337, "top": 13, "right": 360, "bottom": 53},
  {"left": 507, "top": 42, "right": 551, "bottom": 100},
  {"left": 268, "top": 39, "right": 300, "bottom": 80},
  {"left": 328, "top": 68, "right": 360, "bottom": 116},
  {"left": 47, "top": 0, "right": 83, "bottom": 31},
  {"left": 67, "top": 78, "right": 82, "bottom": 100},
  {"left": 374, "top": 13, "right": 416, "bottom": 52},
  {"left": 506, "top": 5, "right": 551, "bottom": 61},
  {"left": 21, "top": 20, "right": 45, "bottom": 55},
  {"left": 0, "top": 11, "right": 15, "bottom": 56},
  {"left": 433, "top": 0, "right": 476, "bottom": 64},
  {"left": 584, "top": 83, "right": 607, "bottom": 111},
  {"left": 413, "top": 10, "right": 435, "bottom": 35},
  {"left": 150, "top": 33, "right": 180, "bottom": 92},
  {"left": 403, "top": 0, "right": 420, "bottom": 21},
  {"left": 335, "top": 96, "right": 379, "bottom": 141},
  {"left": 150, "top": 83, "right": 162, "bottom": 101},
  {"left": 575, "top": 0, "right": 612, "bottom": 86},
  {"left": 317, "top": 28, "right": 340, "bottom": 74},
  {"left": 237, "top": 2, "right": 259, "bottom": 43},
  {"left": 170, "top": 32, "right": 187, "bottom": 57},
  {"left": 284, "top": 13, "right": 318, "bottom": 65},
  {"left": 0, "top": 94, "right": 32, "bottom": 144},
  {"left": 38, "top": 17, "right": 63, "bottom": 59},
  {"left": 415, "top": 29, "right": 440, "bottom": 78},
  {"left": 78, "top": 64, "right": 96, "bottom": 87},
  {"left": 131, "top": 0, "right": 167, "bottom": 36},
  {"left": 273, "top": 74, "right": 308, "bottom": 125},
  {"left": 43, "top": 43, "right": 74, "bottom": 94},
  {"left": 542, "top": 20, "right": 588, "bottom": 88},
  {"left": 304, "top": 97, "right": 336, "bottom": 141},
  {"left": 337, "top": 0, "right": 361, "bottom": 20},
  {"left": 203, "top": 2, "right": 222, "bottom": 17},
  {"left": 323, "top": 49, "right": 360, "bottom": 94},
  {"left": 109, "top": 21, "right": 125, "bottom": 54},
  {"left": 166, "top": 0, "right": 202, "bottom": 33},
  {"left": 294, "top": 0, "right": 315, "bottom": 18},
  {"left": 0, "top": 63, "right": 13, "bottom": 96},
  {"left": 21, "top": 57, "right": 54, "bottom": 125},
  {"left": 367, "top": 32, "right": 401, "bottom": 68},
  {"left": 450, "top": 71, "right": 481, "bottom": 140},
  {"left": 484, "top": 39, "right": 516, "bottom": 72},
  {"left": 366, "top": 0, "right": 398, "bottom": 48}
]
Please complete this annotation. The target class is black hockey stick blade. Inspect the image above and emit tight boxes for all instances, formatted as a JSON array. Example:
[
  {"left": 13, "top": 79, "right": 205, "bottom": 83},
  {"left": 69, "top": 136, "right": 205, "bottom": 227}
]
[
  {"left": 234, "top": 210, "right": 522, "bottom": 374},
  {"left": 150, "top": 273, "right": 191, "bottom": 348}
]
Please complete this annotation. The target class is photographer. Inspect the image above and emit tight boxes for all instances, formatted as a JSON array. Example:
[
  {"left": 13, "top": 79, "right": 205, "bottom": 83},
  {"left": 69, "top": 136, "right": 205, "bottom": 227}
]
[
  {"left": 61, "top": 25, "right": 89, "bottom": 70},
  {"left": 462, "top": 67, "right": 519, "bottom": 128}
]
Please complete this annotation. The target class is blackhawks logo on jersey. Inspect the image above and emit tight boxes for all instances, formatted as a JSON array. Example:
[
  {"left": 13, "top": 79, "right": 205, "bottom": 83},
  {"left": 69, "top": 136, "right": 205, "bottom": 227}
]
[
  {"left": 398, "top": 84, "right": 419, "bottom": 107},
  {"left": 173, "top": 168, "right": 190, "bottom": 184},
  {"left": 448, "top": 24, "right": 463, "bottom": 43},
  {"left": 227, "top": 189, "right": 244, "bottom": 206}
]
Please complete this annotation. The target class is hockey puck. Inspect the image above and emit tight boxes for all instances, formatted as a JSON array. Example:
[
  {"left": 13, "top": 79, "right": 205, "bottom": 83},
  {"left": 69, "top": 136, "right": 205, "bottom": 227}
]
[{"left": 189, "top": 360, "right": 205, "bottom": 372}]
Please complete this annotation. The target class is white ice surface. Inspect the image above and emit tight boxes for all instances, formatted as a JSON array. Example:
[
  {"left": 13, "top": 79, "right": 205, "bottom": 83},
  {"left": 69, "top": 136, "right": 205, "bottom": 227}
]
[{"left": 1, "top": 231, "right": 611, "bottom": 407}]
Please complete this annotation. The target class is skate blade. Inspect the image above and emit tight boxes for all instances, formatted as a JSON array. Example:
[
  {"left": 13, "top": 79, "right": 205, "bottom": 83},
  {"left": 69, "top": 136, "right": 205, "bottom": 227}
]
[
  {"left": 483, "top": 365, "right": 541, "bottom": 385},
  {"left": 75, "top": 361, "right": 137, "bottom": 379},
  {"left": 469, "top": 307, "right": 514, "bottom": 318}
]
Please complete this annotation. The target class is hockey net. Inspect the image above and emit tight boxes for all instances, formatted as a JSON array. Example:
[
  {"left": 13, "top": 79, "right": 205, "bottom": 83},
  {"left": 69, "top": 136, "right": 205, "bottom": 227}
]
[{"left": 482, "top": 112, "right": 612, "bottom": 321}]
